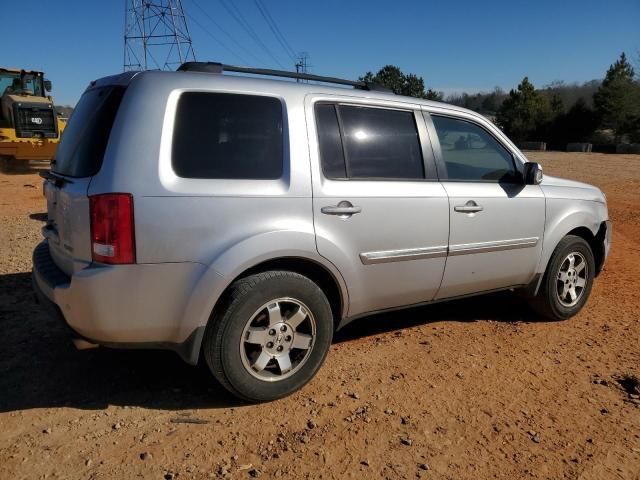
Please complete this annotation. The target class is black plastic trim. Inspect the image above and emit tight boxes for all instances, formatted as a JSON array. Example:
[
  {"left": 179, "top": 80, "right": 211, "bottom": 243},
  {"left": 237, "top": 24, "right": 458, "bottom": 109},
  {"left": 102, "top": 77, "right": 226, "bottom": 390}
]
[{"left": 32, "top": 241, "right": 70, "bottom": 289}]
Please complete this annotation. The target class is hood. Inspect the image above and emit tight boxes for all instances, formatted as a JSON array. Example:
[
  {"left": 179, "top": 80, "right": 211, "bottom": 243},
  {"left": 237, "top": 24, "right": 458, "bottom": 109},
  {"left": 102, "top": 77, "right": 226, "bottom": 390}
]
[{"left": 540, "top": 174, "right": 606, "bottom": 204}]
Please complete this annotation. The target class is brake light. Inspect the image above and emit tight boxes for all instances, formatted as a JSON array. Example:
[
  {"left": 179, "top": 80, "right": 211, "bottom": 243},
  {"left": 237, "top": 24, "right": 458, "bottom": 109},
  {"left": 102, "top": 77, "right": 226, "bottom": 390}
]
[{"left": 89, "top": 193, "right": 135, "bottom": 264}]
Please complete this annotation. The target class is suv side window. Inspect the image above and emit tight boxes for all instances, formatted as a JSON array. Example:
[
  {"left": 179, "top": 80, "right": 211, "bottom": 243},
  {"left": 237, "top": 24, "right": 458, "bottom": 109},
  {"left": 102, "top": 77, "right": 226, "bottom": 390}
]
[
  {"left": 172, "top": 92, "right": 283, "bottom": 179},
  {"left": 315, "top": 103, "right": 424, "bottom": 180},
  {"left": 431, "top": 115, "right": 518, "bottom": 182}
]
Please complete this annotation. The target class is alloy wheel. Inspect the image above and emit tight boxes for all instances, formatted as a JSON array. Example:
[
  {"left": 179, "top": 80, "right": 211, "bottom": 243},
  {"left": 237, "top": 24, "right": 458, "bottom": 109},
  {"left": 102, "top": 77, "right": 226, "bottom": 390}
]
[
  {"left": 239, "top": 298, "right": 316, "bottom": 382},
  {"left": 556, "top": 252, "right": 588, "bottom": 307}
]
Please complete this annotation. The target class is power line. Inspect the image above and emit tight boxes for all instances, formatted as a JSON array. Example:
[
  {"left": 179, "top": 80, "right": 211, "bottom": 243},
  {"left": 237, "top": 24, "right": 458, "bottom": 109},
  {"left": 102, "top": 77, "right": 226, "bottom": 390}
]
[
  {"left": 188, "top": 0, "right": 266, "bottom": 65},
  {"left": 186, "top": 12, "right": 252, "bottom": 65},
  {"left": 252, "top": 0, "right": 296, "bottom": 61},
  {"left": 216, "top": 0, "right": 286, "bottom": 69}
]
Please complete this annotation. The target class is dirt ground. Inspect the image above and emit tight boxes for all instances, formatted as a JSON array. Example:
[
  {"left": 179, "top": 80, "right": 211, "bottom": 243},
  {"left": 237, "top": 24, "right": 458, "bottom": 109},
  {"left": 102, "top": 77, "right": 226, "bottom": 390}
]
[{"left": 0, "top": 152, "right": 639, "bottom": 480}]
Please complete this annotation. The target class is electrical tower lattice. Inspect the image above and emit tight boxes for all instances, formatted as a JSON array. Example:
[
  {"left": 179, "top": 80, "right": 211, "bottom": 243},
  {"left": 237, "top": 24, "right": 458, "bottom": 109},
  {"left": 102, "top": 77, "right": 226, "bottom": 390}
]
[{"left": 124, "top": 0, "right": 196, "bottom": 71}]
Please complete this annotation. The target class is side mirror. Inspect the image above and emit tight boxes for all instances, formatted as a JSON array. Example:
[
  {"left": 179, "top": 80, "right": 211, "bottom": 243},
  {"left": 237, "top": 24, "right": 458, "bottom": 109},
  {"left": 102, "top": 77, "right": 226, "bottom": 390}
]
[
  {"left": 44, "top": 79, "right": 52, "bottom": 92},
  {"left": 523, "top": 162, "right": 543, "bottom": 185}
]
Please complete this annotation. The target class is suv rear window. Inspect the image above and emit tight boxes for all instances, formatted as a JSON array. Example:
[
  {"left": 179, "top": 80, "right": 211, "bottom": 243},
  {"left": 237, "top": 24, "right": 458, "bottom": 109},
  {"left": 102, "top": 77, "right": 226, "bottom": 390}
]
[
  {"left": 172, "top": 92, "right": 283, "bottom": 179},
  {"left": 53, "top": 86, "right": 125, "bottom": 177}
]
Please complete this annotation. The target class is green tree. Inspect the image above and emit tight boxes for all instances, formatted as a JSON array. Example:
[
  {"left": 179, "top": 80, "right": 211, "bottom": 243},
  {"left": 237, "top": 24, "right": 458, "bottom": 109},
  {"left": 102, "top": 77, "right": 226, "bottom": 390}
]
[
  {"left": 547, "top": 98, "right": 598, "bottom": 146},
  {"left": 497, "top": 77, "right": 552, "bottom": 142},
  {"left": 550, "top": 93, "right": 564, "bottom": 116},
  {"left": 360, "top": 65, "right": 442, "bottom": 100},
  {"left": 593, "top": 52, "right": 640, "bottom": 139}
]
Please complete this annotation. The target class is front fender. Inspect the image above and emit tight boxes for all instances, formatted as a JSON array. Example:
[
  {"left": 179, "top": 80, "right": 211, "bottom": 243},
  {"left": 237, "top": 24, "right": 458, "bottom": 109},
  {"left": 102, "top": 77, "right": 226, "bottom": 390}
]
[
  {"left": 176, "top": 229, "right": 349, "bottom": 347},
  {"left": 536, "top": 198, "right": 607, "bottom": 274}
]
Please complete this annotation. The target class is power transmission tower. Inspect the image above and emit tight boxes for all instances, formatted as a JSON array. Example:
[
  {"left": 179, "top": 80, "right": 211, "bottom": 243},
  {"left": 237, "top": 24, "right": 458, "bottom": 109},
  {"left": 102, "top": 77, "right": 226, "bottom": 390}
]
[
  {"left": 124, "top": 0, "right": 196, "bottom": 71},
  {"left": 295, "top": 52, "right": 311, "bottom": 81}
]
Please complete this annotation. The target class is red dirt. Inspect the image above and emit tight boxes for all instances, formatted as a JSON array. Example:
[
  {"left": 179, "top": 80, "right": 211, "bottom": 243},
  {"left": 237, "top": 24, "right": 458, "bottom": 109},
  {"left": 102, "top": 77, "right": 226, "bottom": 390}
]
[{"left": 0, "top": 152, "right": 638, "bottom": 479}]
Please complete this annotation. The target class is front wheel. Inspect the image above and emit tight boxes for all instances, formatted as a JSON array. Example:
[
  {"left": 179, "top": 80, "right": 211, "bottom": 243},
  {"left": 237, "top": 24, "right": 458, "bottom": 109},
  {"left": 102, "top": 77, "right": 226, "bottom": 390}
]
[
  {"left": 202, "top": 271, "right": 333, "bottom": 402},
  {"left": 528, "top": 235, "right": 595, "bottom": 320}
]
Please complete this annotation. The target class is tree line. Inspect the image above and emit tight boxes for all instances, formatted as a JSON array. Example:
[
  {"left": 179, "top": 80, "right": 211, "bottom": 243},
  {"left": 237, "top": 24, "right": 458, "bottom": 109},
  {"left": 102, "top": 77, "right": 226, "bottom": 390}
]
[{"left": 361, "top": 52, "right": 640, "bottom": 149}]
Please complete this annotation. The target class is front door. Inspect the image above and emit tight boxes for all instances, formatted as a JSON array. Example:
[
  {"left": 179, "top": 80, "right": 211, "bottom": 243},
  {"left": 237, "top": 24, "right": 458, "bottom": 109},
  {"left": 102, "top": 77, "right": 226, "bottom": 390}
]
[
  {"left": 307, "top": 98, "right": 450, "bottom": 317},
  {"left": 426, "top": 113, "right": 546, "bottom": 300}
]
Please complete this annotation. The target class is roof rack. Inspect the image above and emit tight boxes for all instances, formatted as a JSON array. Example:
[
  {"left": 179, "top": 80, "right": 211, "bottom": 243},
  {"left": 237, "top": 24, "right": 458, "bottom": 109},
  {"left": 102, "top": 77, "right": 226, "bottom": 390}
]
[{"left": 176, "top": 62, "right": 392, "bottom": 93}]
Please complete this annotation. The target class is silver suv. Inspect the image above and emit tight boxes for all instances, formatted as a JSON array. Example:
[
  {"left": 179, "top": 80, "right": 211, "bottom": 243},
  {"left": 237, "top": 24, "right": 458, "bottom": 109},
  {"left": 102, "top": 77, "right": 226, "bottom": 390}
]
[{"left": 32, "top": 63, "right": 611, "bottom": 401}]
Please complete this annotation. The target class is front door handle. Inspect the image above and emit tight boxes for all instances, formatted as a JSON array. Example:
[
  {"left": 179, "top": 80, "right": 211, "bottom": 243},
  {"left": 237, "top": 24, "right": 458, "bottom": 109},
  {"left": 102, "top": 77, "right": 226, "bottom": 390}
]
[
  {"left": 321, "top": 201, "right": 362, "bottom": 217},
  {"left": 454, "top": 200, "right": 483, "bottom": 213}
]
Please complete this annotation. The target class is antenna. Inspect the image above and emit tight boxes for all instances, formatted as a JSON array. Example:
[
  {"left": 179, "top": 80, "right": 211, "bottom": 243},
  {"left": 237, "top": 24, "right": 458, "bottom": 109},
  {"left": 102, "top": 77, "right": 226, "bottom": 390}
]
[
  {"left": 124, "top": 0, "right": 196, "bottom": 71},
  {"left": 295, "top": 52, "right": 311, "bottom": 82}
]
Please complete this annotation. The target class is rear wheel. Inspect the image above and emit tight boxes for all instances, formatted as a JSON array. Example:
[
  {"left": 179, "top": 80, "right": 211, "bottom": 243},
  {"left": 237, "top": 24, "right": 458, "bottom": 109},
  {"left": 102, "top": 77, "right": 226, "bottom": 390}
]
[
  {"left": 202, "top": 271, "right": 333, "bottom": 402},
  {"left": 529, "top": 235, "right": 595, "bottom": 320}
]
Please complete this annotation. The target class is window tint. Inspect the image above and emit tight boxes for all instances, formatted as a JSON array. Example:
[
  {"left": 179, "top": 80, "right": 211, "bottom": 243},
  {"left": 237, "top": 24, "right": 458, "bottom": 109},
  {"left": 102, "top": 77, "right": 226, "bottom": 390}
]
[
  {"left": 431, "top": 115, "right": 517, "bottom": 182},
  {"left": 315, "top": 103, "right": 346, "bottom": 178},
  {"left": 340, "top": 106, "right": 424, "bottom": 179},
  {"left": 172, "top": 92, "right": 283, "bottom": 179},
  {"left": 53, "top": 86, "right": 125, "bottom": 177}
]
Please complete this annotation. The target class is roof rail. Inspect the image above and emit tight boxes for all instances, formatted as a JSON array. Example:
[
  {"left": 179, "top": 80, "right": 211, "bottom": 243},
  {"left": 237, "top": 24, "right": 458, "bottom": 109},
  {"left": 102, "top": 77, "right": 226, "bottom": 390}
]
[{"left": 176, "top": 62, "right": 392, "bottom": 93}]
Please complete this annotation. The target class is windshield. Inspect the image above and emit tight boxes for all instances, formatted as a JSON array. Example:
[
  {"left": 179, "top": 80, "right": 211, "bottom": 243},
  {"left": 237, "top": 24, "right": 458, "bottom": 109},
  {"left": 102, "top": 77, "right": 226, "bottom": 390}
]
[{"left": 0, "top": 71, "right": 45, "bottom": 97}]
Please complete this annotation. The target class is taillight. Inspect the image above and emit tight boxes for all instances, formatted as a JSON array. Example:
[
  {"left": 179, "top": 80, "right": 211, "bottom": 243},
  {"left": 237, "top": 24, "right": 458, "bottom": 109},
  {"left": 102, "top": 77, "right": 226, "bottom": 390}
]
[{"left": 89, "top": 193, "right": 135, "bottom": 264}]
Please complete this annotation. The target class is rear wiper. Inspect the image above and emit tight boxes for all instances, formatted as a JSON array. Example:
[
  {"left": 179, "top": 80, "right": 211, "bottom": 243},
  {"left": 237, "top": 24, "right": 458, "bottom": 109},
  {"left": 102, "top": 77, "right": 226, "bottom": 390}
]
[{"left": 40, "top": 170, "right": 74, "bottom": 187}]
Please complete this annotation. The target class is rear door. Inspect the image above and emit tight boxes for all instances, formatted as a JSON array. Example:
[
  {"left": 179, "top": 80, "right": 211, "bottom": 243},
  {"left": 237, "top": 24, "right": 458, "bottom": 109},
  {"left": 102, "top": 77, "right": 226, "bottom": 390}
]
[
  {"left": 424, "top": 112, "right": 545, "bottom": 299},
  {"left": 307, "top": 97, "right": 449, "bottom": 317},
  {"left": 44, "top": 85, "right": 125, "bottom": 275}
]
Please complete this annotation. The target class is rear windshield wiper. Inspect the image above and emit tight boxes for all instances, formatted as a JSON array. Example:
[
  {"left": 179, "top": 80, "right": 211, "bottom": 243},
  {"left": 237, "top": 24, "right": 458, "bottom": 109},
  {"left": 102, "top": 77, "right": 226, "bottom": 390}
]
[{"left": 40, "top": 170, "right": 74, "bottom": 187}]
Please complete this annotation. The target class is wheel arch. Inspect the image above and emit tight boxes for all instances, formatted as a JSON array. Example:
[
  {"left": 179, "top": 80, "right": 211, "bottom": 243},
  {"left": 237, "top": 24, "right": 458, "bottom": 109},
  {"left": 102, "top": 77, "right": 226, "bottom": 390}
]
[
  {"left": 535, "top": 209, "right": 608, "bottom": 297},
  {"left": 564, "top": 224, "right": 607, "bottom": 276},
  {"left": 238, "top": 256, "right": 346, "bottom": 327},
  {"left": 177, "top": 231, "right": 349, "bottom": 364}
]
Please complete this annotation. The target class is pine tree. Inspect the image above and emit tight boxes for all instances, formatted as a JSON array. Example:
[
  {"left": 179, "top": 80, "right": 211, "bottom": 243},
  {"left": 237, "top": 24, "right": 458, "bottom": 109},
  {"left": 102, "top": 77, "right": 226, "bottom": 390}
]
[
  {"left": 497, "top": 77, "right": 552, "bottom": 142},
  {"left": 593, "top": 52, "right": 640, "bottom": 139},
  {"left": 360, "top": 66, "right": 442, "bottom": 100}
]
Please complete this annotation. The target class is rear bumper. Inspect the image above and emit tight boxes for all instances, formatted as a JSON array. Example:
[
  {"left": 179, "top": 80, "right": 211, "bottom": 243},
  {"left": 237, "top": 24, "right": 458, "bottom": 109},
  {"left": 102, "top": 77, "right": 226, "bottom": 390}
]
[{"left": 32, "top": 240, "right": 206, "bottom": 364}]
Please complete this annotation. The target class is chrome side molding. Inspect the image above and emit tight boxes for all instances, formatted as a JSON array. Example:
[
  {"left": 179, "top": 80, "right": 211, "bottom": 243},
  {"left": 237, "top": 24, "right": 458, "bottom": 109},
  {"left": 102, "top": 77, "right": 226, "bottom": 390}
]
[
  {"left": 448, "top": 237, "right": 539, "bottom": 256},
  {"left": 360, "top": 237, "right": 539, "bottom": 264},
  {"left": 359, "top": 246, "right": 448, "bottom": 265}
]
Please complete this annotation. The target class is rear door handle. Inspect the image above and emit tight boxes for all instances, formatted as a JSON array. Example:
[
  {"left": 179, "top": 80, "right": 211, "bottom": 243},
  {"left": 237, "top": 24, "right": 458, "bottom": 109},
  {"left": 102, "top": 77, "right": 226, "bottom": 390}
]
[
  {"left": 321, "top": 201, "right": 362, "bottom": 217},
  {"left": 454, "top": 200, "right": 483, "bottom": 213}
]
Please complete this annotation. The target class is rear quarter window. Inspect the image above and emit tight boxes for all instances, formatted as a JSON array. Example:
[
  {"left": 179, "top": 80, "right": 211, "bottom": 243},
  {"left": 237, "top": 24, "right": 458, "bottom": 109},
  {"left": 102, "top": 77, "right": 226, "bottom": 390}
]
[{"left": 172, "top": 92, "right": 284, "bottom": 179}]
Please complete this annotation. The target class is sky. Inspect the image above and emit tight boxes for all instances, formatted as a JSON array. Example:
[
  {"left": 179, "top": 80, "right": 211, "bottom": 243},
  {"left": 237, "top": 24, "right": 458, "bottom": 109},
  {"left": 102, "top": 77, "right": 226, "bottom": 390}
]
[{"left": 4, "top": 0, "right": 639, "bottom": 106}]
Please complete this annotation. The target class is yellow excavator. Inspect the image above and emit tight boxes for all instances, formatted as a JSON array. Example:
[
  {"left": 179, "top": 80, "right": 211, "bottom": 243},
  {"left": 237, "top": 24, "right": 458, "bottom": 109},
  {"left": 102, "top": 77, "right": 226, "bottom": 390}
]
[{"left": 0, "top": 67, "right": 65, "bottom": 167}]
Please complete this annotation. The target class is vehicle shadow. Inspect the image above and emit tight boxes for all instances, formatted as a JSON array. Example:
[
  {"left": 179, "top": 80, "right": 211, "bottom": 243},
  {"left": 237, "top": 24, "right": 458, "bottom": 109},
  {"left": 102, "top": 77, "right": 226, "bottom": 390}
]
[
  {"left": 0, "top": 271, "right": 544, "bottom": 413},
  {"left": 334, "top": 289, "right": 542, "bottom": 343},
  {"left": 29, "top": 212, "right": 48, "bottom": 222}
]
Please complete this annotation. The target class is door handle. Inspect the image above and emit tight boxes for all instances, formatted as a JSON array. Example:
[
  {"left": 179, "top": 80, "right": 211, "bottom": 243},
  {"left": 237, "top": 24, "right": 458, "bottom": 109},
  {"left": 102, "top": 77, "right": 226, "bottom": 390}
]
[
  {"left": 454, "top": 200, "right": 483, "bottom": 213},
  {"left": 321, "top": 201, "right": 362, "bottom": 217}
]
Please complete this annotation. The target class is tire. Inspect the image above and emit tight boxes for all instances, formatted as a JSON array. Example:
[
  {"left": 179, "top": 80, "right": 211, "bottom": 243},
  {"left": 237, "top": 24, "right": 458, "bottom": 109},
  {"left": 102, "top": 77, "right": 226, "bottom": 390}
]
[
  {"left": 529, "top": 235, "right": 595, "bottom": 320},
  {"left": 202, "top": 271, "right": 334, "bottom": 402}
]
